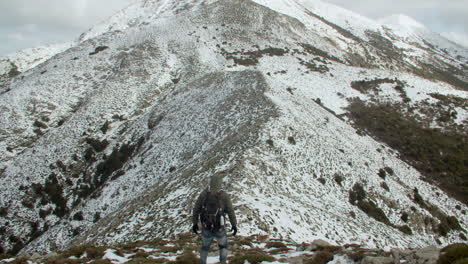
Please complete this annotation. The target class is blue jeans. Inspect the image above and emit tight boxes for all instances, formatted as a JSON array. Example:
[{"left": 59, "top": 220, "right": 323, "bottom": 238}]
[{"left": 200, "top": 229, "right": 228, "bottom": 264}]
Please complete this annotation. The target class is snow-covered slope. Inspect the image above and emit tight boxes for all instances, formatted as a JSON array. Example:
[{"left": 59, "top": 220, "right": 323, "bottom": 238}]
[
  {"left": 379, "top": 14, "right": 426, "bottom": 36},
  {"left": 0, "top": 42, "right": 74, "bottom": 75},
  {"left": 379, "top": 14, "right": 468, "bottom": 60},
  {"left": 0, "top": 0, "right": 467, "bottom": 256},
  {"left": 77, "top": 0, "right": 214, "bottom": 42}
]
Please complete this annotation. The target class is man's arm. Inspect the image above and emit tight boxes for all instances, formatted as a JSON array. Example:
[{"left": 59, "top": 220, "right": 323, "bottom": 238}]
[
  {"left": 192, "top": 190, "right": 207, "bottom": 225},
  {"left": 222, "top": 192, "right": 237, "bottom": 227}
]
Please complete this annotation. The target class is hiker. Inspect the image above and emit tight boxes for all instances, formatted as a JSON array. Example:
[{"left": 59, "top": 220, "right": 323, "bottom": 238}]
[{"left": 192, "top": 174, "right": 238, "bottom": 264}]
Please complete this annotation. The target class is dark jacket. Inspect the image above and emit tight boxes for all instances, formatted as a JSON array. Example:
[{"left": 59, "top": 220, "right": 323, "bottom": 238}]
[{"left": 192, "top": 189, "right": 237, "bottom": 228}]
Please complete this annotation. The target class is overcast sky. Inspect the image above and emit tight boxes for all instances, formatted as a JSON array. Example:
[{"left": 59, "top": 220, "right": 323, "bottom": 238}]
[{"left": 1, "top": 0, "right": 467, "bottom": 56}]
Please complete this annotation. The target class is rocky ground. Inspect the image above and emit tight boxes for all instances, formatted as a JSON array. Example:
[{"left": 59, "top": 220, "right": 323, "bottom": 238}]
[{"left": 1, "top": 234, "right": 466, "bottom": 264}]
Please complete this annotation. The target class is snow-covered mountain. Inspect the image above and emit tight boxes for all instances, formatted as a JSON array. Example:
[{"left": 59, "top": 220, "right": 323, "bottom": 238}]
[
  {"left": 0, "top": 0, "right": 467, "bottom": 256},
  {"left": 0, "top": 42, "right": 74, "bottom": 75},
  {"left": 378, "top": 14, "right": 468, "bottom": 61}
]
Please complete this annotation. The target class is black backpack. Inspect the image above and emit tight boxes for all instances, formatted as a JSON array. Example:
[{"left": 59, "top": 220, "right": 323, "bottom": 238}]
[{"left": 200, "top": 191, "right": 224, "bottom": 232}]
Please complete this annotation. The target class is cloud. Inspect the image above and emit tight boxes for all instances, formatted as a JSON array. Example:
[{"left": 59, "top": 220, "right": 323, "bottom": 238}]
[
  {"left": 323, "top": 0, "right": 468, "bottom": 34},
  {"left": 23, "top": 24, "right": 39, "bottom": 33},
  {"left": 7, "top": 33, "right": 25, "bottom": 41},
  {"left": 441, "top": 32, "right": 468, "bottom": 48},
  {"left": 0, "top": 0, "right": 133, "bottom": 30},
  {"left": 0, "top": 0, "right": 133, "bottom": 55}
]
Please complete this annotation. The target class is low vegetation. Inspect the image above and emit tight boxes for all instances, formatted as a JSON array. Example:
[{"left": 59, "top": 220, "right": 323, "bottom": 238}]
[
  {"left": 229, "top": 253, "right": 275, "bottom": 264},
  {"left": 221, "top": 47, "right": 288, "bottom": 66},
  {"left": 350, "top": 78, "right": 406, "bottom": 98},
  {"left": 89, "top": 46, "right": 110, "bottom": 56},
  {"left": 2, "top": 234, "right": 462, "bottom": 264},
  {"left": 347, "top": 99, "right": 468, "bottom": 205},
  {"left": 348, "top": 183, "right": 415, "bottom": 235},
  {"left": 413, "top": 188, "right": 463, "bottom": 237},
  {"left": 437, "top": 243, "right": 468, "bottom": 264},
  {"left": 8, "top": 63, "right": 21, "bottom": 78},
  {"left": 413, "top": 62, "right": 468, "bottom": 91}
]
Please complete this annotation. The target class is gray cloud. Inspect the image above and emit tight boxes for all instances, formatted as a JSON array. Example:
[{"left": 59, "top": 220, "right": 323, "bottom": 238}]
[
  {"left": 0, "top": 0, "right": 133, "bottom": 29},
  {"left": 324, "top": 0, "right": 468, "bottom": 34},
  {"left": 0, "top": 0, "right": 133, "bottom": 55}
]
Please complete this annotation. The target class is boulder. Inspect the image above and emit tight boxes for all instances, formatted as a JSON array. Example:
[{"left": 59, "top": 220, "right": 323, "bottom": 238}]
[
  {"left": 313, "top": 239, "right": 332, "bottom": 248},
  {"left": 414, "top": 246, "right": 440, "bottom": 264}
]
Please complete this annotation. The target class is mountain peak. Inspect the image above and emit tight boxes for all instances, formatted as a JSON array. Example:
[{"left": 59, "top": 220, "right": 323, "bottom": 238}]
[{"left": 378, "top": 14, "right": 426, "bottom": 30}]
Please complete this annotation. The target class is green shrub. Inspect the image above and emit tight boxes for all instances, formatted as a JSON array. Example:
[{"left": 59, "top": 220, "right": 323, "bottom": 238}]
[
  {"left": 452, "top": 258, "right": 468, "bottom": 264},
  {"left": 397, "top": 225, "right": 412, "bottom": 235},
  {"left": 346, "top": 251, "right": 366, "bottom": 262},
  {"left": 89, "top": 260, "right": 112, "bottom": 264},
  {"left": 305, "top": 251, "right": 335, "bottom": 264},
  {"left": 401, "top": 212, "right": 409, "bottom": 223},
  {"left": 438, "top": 216, "right": 463, "bottom": 237},
  {"left": 100, "top": 121, "right": 110, "bottom": 134},
  {"left": 7, "top": 257, "right": 30, "bottom": 264},
  {"left": 269, "top": 247, "right": 290, "bottom": 254},
  {"left": 169, "top": 251, "right": 199, "bottom": 264},
  {"left": 380, "top": 182, "right": 390, "bottom": 191},
  {"left": 413, "top": 188, "right": 427, "bottom": 208},
  {"left": 159, "top": 246, "right": 181, "bottom": 253},
  {"left": 378, "top": 169, "right": 386, "bottom": 179},
  {"left": 446, "top": 216, "right": 462, "bottom": 230},
  {"left": 43, "top": 257, "right": 83, "bottom": 264},
  {"left": 60, "top": 244, "right": 106, "bottom": 258},
  {"left": 300, "top": 43, "right": 342, "bottom": 63},
  {"left": 85, "top": 246, "right": 107, "bottom": 259},
  {"left": 89, "top": 46, "right": 109, "bottom": 56},
  {"left": 44, "top": 174, "right": 68, "bottom": 217},
  {"left": 0, "top": 253, "right": 13, "bottom": 260},
  {"left": 347, "top": 99, "right": 468, "bottom": 204},
  {"left": 460, "top": 233, "right": 467, "bottom": 241},
  {"left": 229, "top": 254, "right": 276, "bottom": 264},
  {"left": 429, "top": 94, "right": 467, "bottom": 108},
  {"left": 127, "top": 257, "right": 165, "bottom": 264},
  {"left": 73, "top": 212, "right": 84, "bottom": 221},
  {"left": 351, "top": 78, "right": 404, "bottom": 94},
  {"left": 334, "top": 173, "right": 344, "bottom": 186},
  {"left": 357, "top": 200, "right": 390, "bottom": 225},
  {"left": 86, "top": 138, "right": 109, "bottom": 152},
  {"left": 437, "top": 243, "right": 468, "bottom": 264},
  {"left": 96, "top": 142, "right": 136, "bottom": 184},
  {"left": 233, "top": 237, "right": 253, "bottom": 248},
  {"left": 266, "top": 241, "right": 287, "bottom": 248},
  {"left": 34, "top": 120, "right": 48, "bottom": 129},
  {"left": 0, "top": 207, "right": 7, "bottom": 217},
  {"left": 8, "top": 63, "right": 21, "bottom": 78},
  {"left": 349, "top": 183, "right": 366, "bottom": 205},
  {"left": 222, "top": 47, "right": 288, "bottom": 66},
  {"left": 318, "top": 245, "right": 342, "bottom": 254}
]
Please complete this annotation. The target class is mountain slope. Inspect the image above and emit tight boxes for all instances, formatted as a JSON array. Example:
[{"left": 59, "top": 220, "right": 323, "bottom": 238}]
[
  {"left": 0, "top": 0, "right": 467, "bottom": 255},
  {"left": 379, "top": 14, "right": 468, "bottom": 62}
]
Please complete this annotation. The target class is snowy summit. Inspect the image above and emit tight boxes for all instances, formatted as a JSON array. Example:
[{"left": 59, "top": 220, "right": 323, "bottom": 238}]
[{"left": 379, "top": 14, "right": 427, "bottom": 30}]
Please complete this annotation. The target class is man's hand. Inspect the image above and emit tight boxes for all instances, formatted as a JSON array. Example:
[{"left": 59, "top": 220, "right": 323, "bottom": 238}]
[
  {"left": 192, "top": 224, "right": 199, "bottom": 234},
  {"left": 231, "top": 226, "right": 237, "bottom": 236}
]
